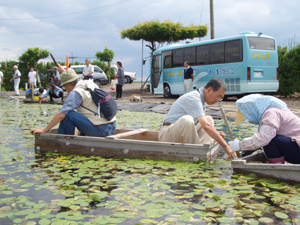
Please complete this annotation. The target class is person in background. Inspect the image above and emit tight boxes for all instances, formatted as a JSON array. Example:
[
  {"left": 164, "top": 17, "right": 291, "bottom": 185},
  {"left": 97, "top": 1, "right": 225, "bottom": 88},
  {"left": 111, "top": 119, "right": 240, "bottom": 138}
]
[
  {"left": 159, "top": 78, "right": 235, "bottom": 159},
  {"left": 83, "top": 59, "right": 94, "bottom": 80},
  {"left": 31, "top": 64, "right": 116, "bottom": 137},
  {"left": 28, "top": 67, "right": 37, "bottom": 98},
  {"left": 40, "top": 83, "right": 64, "bottom": 104},
  {"left": 38, "top": 88, "right": 48, "bottom": 103},
  {"left": 228, "top": 94, "right": 300, "bottom": 164},
  {"left": 0, "top": 70, "right": 3, "bottom": 91},
  {"left": 183, "top": 61, "right": 194, "bottom": 93},
  {"left": 47, "top": 66, "right": 55, "bottom": 83},
  {"left": 25, "top": 87, "right": 46, "bottom": 99},
  {"left": 115, "top": 61, "right": 124, "bottom": 99},
  {"left": 10, "top": 65, "right": 21, "bottom": 96}
]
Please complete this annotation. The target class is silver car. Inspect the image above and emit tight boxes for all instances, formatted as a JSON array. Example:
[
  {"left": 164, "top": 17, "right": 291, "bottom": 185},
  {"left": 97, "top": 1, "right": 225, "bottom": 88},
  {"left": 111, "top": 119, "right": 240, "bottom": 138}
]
[{"left": 53, "top": 65, "right": 109, "bottom": 87}]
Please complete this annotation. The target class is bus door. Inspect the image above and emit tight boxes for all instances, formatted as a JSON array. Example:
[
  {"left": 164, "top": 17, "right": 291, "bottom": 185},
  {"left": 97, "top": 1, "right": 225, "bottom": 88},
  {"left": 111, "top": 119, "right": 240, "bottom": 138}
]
[{"left": 151, "top": 54, "right": 163, "bottom": 94}]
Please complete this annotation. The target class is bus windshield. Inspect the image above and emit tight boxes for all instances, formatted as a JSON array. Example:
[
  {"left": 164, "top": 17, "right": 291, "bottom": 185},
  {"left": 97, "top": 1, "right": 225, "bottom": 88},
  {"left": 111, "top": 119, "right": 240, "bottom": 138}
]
[{"left": 247, "top": 37, "right": 275, "bottom": 50}]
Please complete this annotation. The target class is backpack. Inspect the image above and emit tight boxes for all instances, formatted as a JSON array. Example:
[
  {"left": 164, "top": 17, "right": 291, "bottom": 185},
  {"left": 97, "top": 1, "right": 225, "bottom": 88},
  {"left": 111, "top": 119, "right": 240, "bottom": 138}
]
[{"left": 81, "top": 88, "right": 118, "bottom": 121}]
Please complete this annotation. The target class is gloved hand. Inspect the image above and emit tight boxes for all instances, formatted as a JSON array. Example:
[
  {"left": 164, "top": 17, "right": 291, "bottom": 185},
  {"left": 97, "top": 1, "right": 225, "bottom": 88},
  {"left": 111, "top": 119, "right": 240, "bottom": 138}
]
[{"left": 228, "top": 138, "right": 241, "bottom": 152}]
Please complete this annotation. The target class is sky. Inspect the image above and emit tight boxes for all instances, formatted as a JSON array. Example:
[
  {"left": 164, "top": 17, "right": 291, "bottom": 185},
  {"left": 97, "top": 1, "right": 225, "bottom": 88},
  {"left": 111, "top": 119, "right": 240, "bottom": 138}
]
[{"left": 0, "top": 0, "right": 299, "bottom": 80}]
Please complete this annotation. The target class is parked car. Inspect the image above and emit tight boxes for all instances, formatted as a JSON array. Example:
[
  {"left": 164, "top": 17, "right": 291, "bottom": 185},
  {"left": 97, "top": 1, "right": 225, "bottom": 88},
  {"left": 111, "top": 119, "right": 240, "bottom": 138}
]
[
  {"left": 53, "top": 65, "right": 109, "bottom": 87},
  {"left": 113, "top": 65, "right": 136, "bottom": 83}
]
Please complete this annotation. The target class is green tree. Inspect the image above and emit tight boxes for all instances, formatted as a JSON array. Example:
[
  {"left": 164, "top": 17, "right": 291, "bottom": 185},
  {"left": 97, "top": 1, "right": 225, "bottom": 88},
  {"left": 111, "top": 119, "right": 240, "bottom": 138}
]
[
  {"left": 120, "top": 20, "right": 208, "bottom": 53},
  {"left": 18, "top": 47, "right": 50, "bottom": 88},
  {"left": 277, "top": 43, "right": 300, "bottom": 97},
  {"left": 95, "top": 46, "right": 115, "bottom": 78},
  {"left": 95, "top": 47, "right": 114, "bottom": 67},
  {"left": 0, "top": 61, "right": 18, "bottom": 91}
]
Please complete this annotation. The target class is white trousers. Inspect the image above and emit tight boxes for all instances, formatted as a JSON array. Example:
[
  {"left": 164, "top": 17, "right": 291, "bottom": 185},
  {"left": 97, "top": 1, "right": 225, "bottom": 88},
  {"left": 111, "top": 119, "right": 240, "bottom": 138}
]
[
  {"left": 158, "top": 115, "right": 214, "bottom": 145},
  {"left": 184, "top": 79, "right": 192, "bottom": 93},
  {"left": 14, "top": 78, "right": 20, "bottom": 95}
]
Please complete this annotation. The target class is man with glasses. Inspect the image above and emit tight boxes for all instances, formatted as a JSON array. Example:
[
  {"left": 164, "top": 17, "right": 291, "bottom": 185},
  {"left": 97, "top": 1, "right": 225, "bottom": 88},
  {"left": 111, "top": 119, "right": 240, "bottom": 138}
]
[{"left": 158, "top": 78, "right": 235, "bottom": 159}]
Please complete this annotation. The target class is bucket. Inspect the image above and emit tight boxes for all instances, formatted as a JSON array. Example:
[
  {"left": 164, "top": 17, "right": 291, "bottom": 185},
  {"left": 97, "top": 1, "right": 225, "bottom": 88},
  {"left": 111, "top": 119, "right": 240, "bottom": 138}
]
[{"left": 33, "top": 96, "right": 39, "bottom": 101}]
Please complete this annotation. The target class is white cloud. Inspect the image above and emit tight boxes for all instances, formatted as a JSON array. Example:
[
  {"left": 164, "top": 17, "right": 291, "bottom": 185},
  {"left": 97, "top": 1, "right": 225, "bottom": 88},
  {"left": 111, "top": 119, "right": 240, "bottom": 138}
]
[{"left": 0, "top": 0, "right": 299, "bottom": 75}]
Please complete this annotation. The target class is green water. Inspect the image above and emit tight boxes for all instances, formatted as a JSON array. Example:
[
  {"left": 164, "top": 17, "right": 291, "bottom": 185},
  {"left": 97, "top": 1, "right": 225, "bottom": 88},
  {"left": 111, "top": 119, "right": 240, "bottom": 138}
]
[{"left": 1, "top": 98, "right": 300, "bottom": 225}]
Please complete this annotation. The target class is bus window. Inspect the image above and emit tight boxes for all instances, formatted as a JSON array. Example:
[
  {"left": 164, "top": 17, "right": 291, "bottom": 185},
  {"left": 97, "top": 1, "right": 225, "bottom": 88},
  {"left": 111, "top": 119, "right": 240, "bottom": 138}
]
[
  {"left": 184, "top": 47, "right": 196, "bottom": 65},
  {"left": 225, "top": 39, "right": 242, "bottom": 63},
  {"left": 172, "top": 49, "right": 183, "bottom": 67},
  {"left": 247, "top": 37, "right": 275, "bottom": 50},
  {"left": 196, "top": 45, "right": 209, "bottom": 65},
  {"left": 163, "top": 51, "right": 172, "bottom": 68},
  {"left": 210, "top": 42, "right": 224, "bottom": 64}
]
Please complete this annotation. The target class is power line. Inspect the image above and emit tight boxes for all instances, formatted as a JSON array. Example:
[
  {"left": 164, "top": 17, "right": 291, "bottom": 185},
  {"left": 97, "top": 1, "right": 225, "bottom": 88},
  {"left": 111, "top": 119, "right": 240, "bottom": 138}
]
[{"left": 0, "top": 0, "right": 129, "bottom": 21}]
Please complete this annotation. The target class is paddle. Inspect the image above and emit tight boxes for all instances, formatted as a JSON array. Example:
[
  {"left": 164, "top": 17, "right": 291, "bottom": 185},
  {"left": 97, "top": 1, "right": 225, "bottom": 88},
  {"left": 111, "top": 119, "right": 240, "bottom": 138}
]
[{"left": 220, "top": 107, "right": 241, "bottom": 158}]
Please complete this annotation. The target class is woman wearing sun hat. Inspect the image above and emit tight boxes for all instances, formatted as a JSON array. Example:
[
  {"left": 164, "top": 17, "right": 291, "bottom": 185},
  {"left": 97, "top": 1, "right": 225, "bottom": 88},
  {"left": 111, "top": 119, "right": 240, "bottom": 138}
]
[{"left": 228, "top": 94, "right": 300, "bottom": 164}]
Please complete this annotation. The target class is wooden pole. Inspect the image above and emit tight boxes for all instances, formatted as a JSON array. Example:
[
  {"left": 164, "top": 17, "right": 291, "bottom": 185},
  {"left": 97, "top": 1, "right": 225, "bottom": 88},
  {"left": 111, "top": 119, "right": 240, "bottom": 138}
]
[{"left": 220, "top": 107, "right": 241, "bottom": 158}]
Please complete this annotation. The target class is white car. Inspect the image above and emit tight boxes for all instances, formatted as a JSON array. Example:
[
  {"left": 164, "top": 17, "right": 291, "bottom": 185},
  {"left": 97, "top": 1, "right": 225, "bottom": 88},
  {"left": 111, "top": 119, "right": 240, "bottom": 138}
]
[{"left": 113, "top": 65, "right": 136, "bottom": 83}]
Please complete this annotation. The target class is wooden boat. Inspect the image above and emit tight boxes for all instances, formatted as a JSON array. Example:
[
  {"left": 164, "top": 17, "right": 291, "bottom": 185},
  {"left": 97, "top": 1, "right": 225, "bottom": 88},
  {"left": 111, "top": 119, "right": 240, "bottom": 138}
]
[
  {"left": 35, "top": 128, "right": 220, "bottom": 162},
  {"left": 231, "top": 151, "right": 300, "bottom": 183}
]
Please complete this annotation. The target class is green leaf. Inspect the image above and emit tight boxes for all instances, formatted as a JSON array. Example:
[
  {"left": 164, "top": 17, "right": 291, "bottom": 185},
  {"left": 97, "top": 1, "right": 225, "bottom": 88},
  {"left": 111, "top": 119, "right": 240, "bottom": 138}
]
[
  {"left": 258, "top": 217, "right": 274, "bottom": 224},
  {"left": 39, "top": 218, "right": 51, "bottom": 225},
  {"left": 274, "top": 211, "right": 288, "bottom": 219}
]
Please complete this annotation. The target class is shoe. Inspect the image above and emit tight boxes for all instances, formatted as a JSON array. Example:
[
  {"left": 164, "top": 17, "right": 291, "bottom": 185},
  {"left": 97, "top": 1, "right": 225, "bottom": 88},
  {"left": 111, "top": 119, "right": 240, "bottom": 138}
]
[{"left": 15, "top": 94, "right": 19, "bottom": 96}]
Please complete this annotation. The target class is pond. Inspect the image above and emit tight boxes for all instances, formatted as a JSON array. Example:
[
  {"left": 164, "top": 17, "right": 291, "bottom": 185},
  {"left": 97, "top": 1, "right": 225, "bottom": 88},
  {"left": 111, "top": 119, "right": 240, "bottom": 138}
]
[{"left": 1, "top": 98, "right": 300, "bottom": 225}]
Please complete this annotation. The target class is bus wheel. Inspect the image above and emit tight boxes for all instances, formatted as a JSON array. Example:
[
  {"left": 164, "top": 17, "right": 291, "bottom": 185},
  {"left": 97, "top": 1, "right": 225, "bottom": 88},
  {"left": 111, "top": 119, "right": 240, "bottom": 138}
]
[{"left": 164, "top": 84, "right": 172, "bottom": 98}]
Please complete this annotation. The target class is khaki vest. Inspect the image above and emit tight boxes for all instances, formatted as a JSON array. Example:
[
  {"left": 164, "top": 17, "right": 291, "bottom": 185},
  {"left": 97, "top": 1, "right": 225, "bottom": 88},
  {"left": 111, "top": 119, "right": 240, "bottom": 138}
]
[{"left": 74, "top": 80, "right": 116, "bottom": 125}]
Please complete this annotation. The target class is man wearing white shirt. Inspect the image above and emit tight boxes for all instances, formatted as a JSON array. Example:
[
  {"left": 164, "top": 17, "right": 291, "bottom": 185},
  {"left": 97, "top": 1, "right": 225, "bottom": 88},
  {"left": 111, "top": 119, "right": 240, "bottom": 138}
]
[
  {"left": 83, "top": 59, "right": 94, "bottom": 80},
  {"left": 28, "top": 67, "right": 37, "bottom": 99},
  {"left": 0, "top": 70, "right": 3, "bottom": 91},
  {"left": 10, "top": 65, "right": 21, "bottom": 96}
]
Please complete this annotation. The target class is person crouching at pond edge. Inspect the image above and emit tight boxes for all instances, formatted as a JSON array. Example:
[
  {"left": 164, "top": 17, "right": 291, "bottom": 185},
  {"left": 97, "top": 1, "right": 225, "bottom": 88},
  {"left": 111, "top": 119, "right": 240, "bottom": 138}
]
[
  {"left": 30, "top": 64, "right": 116, "bottom": 137},
  {"left": 228, "top": 94, "right": 300, "bottom": 164},
  {"left": 158, "top": 78, "right": 235, "bottom": 159},
  {"left": 40, "top": 83, "right": 64, "bottom": 103}
]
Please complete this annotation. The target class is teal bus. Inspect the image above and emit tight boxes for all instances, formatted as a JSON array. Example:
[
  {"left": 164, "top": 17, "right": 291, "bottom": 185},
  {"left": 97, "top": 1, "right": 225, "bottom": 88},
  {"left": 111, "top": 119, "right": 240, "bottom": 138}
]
[{"left": 150, "top": 32, "right": 279, "bottom": 98}]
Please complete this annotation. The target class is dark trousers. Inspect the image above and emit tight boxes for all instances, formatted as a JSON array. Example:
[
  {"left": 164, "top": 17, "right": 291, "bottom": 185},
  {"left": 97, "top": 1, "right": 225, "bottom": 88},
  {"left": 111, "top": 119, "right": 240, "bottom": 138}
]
[
  {"left": 49, "top": 91, "right": 64, "bottom": 102},
  {"left": 264, "top": 134, "right": 300, "bottom": 164},
  {"left": 83, "top": 75, "right": 93, "bottom": 80},
  {"left": 116, "top": 84, "right": 123, "bottom": 98}
]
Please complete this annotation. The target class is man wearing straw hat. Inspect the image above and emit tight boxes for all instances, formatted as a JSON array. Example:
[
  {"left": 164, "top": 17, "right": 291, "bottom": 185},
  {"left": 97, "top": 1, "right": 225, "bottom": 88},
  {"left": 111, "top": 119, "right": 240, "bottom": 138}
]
[
  {"left": 158, "top": 78, "right": 235, "bottom": 159},
  {"left": 31, "top": 64, "right": 116, "bottom": 137}
]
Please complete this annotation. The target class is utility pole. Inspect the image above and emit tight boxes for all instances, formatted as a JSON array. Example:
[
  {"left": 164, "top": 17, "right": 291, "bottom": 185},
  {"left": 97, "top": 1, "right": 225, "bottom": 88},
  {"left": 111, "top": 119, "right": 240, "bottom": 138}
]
[
  {"left": 210, "top": 0, "right": 215, "bottom": 39},
  {"left": 69, "top": 52, "right": 78, "bottom": 64},
  {"left": 140, "top": 40, "right": 143, "bottom": 92}
]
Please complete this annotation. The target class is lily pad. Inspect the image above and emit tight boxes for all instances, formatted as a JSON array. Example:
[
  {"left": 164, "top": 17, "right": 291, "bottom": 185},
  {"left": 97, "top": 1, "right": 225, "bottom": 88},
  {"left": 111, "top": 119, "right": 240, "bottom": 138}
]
[
  {"left": 258, "top": 217, "right": 274, "bottom": 224},
  {"left": 274, "top": 211, "right": 288, "bottom": 219}
]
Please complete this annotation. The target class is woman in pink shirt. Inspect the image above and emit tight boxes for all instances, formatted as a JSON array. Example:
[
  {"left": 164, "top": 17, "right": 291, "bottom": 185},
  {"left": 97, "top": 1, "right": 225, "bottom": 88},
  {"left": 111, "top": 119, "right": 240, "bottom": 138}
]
[{"left": 228, "top": 94, "right": 300, "bottom": 164}]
